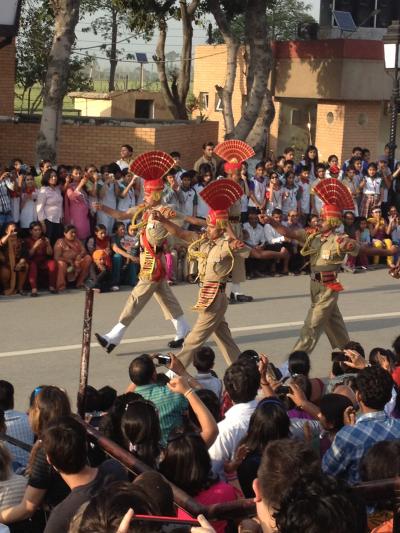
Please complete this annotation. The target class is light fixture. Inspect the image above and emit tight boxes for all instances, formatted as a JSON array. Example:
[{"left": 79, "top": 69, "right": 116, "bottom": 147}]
[{"left": 0, "top": 0, "right": 22, "bottom": 49}]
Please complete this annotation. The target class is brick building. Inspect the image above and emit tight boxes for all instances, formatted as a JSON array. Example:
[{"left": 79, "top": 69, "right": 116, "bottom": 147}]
[{"left": 192, "top": 24, "right": 399, "bottom": 163}]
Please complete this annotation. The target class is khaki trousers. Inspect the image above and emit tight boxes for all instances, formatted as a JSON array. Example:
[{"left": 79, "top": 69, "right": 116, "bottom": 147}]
[
  {"left": 230, "top": 221, "right": 246, "bottom": 284},
  {"left": 119, "top": 279, "right": 184, "bottom": 327},
  {"left": 292, "top": 280, "right": 350, "bottom": 354},
  {"left": 177, "top": 290, "right": 241, "bottom": 368}
]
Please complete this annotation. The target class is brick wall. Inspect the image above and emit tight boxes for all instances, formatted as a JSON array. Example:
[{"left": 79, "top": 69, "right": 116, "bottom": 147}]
[
  {"left": 269, "top": 99, "right": 281, "bottom": 157},
  {"left": 0, "top": 40, "right": 15, "bottom": 116},
  {"left": 0, "top": 120, "right": 218, "bottom": 169},
  {"left": 315, "top": 102, "right": 346, "bottom": 162}
]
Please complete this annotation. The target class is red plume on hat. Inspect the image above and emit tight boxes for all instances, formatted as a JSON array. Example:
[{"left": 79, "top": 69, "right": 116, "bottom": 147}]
[
  {"left": 314, "top": 178, "right": 354, "bottom": 222},
  {"left": 130, "top": 151, "right": 174, "bottom": 193},
  {"left": 214, "top": 140, "right": 255, "bottom": 173},
  {"left": 200, "top": 179, "right": 243, "bottom": 228}
]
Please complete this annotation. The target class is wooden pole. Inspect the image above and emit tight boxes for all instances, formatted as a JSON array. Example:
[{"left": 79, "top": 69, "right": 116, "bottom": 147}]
[{"left": 77, "top": 288, "right": 94, "bottom": 418}]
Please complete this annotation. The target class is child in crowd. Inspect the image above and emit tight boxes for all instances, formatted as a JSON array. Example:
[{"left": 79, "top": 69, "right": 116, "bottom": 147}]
[
  {"left": 92, "top": 249, "right": 114, "bottom": 293},
  {"left": 86, "top": 224, "right": 112, "bottom": 270},
  {"left": 360, "top": 162, "right": 383, "bottom": 218},
  {"left": 266, "top": 172, "right": 283, "bottom": 214},
  {"left": 356, "top": 216, "right": 371, "bottom": 269},
  {"left": 282, "top": 172, "right": 300, "bottom": 218},
  {"left": 248, "top": 163, "right": 267, "bottom": 213},
  {"left": 111, "top": 222, "right": 139, "bottom": 289},
  {"left": 192, "top": 347, "right": 223, "bottom": 400},
  {"left": 297, "top": 165, "right": 312, "bottom": 224}
]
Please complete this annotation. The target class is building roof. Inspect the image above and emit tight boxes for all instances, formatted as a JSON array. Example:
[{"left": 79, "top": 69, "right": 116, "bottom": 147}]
[{"left": 68, "top": 91, "right": 126, "bottom": 100}]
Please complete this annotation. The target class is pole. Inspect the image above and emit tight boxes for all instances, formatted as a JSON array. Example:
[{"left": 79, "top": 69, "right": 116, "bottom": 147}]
[
  {"left": 388, "top": 22, "right": 400, "bottom": 171},
  {"left": 77, "top": 288, "right": 94, "bottom": 418},
  {"left": 140, "top": 63, "right": 144, "bottom": 90}
]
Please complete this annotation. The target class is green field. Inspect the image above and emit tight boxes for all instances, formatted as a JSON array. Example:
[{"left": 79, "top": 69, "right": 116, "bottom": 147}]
[{"left": 14, "top": 79, "right": 161, "bottom": 116}]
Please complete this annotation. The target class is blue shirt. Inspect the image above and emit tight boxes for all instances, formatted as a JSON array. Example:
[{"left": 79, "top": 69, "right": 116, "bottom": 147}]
[{"left": 322, "top": 411, "right": 400, "bottom": 484}]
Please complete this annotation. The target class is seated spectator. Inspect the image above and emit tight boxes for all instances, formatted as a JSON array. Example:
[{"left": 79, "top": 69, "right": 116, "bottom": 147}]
[
  {"left": 133, "top": 471, "right": 175, "bottom": 517},
  {"left": 0, "top": 443, "right": 27, "bottom": 511},
  {"left": 322, "top": 365, "right": 400, "bottom": 484},
  {"left": 159, "top": 429, "right": 237, "bottom": 533},
  {"left": 192, "top": 347, "right": 223, "bottom": 400},
  {"left": 243, "top": 212, "right": 267, "bottom": 278},
  {"left": 288, "top": 350, "right": 324, "bottom": 404},
  {"left": 360, "top": 440, "right": 400, "bottom": 532},
  {"left": 209, "top": 359, "right": 260, "bottom": 478},
  {"left": 68, "top": 481, "right": 158, "bottom": 533},
  {"left": 91, "top": 250, "right": 114, "bottom": 293},
  {"left": 0, "top": 380, "right": 33, "bottom": 471},
  {"left": 233, "top": 398, "right": 290, "bottom": 498},
  {"left": 355, "top": 216, "right": 371, "bottom": 269},
  {"left": 121, "top": 398, "right": 161, "bottom": 468},
  {"left": 86, "top": 224, "right": 112, "bottom": 270},
  {"left": 0, "top": 386, "right": 72, "bottom": 524},
  {"left": 391, "top": 334, "right": 400, "bottom": 388},
  {"left": 98, "top": 392, "right": 143, "bottom": 448},
  {"left": 275, "top": 473, "right": 367, "bottom": 533},
  {"left": 368, "top": 207, "right": 394, "bottom": 267},
  {"left": 283, "top": 374, "right": 321, "bottom": 440},
  {"left": 263, "top": 209, "right": 290, "bottom": 276},
  {"left": 25, "top": 221, "right": 57, "bottom": 296},
  {"left": 41, "top": 416, "right": 128, "bottom": 533},
  {"left": 0, "top": 223, "right": 28, "bottom": 295},
  {"left": 188, "top": 389, "right": 222, "bottom": 429},
  {"left": 54, "top": 225, "right": 92, "bottom": 292},
  {"left": 283, "top": 210, "right": 304, "bottom": 274},
  {"left": 111, "top": 222, "right": 139, "bottom": 288},
  {"left": 318, "top": 393, "right": 353, "bottom": 456}
]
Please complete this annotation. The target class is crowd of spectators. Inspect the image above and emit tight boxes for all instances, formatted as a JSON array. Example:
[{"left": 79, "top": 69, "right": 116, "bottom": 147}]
[
  {"left": 1, "top": 143, "right": 400, "bottom": 296},
  {"left": 1, "top": 334, "right": 400, "bottom": 532}
]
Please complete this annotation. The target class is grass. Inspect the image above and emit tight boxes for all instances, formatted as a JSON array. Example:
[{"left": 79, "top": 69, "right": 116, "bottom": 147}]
[{"left": 14, "top": 79, "right": 162, "bottom": 116}]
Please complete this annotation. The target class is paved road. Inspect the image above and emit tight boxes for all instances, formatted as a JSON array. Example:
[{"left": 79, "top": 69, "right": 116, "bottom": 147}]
[{"left": 1, "top": 269, "right": 399, "bottom": 411}]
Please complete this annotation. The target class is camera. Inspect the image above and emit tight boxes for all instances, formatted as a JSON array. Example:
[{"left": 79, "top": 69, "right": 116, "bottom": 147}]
[
  {"left": 266, "top": 362, "right": 282, "bottom": 382},
  {"left": 156, "top": 354, "right": 171, "bottom": 365},
  {"left": 331, "top": 351, "right": 348, "bottom": 363},
  {"left": 276, "top": 385, "right": 291, "bottom": 395}
]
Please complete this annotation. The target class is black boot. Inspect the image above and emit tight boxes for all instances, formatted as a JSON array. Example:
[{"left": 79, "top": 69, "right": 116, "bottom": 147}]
[{"left": 95, "top": 333, "right": 116, "bottom": 354}]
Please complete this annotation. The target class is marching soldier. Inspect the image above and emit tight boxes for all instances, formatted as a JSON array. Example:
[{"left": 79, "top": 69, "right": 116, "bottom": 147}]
[{"left": 152, "top": 179, "right": 288, "bottom": 367}]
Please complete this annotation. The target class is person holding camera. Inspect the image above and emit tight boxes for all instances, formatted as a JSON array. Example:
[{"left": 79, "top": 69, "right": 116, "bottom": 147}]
[
  {"left": 0, "top": 167, "right": 15, "bottom": 234},
  {"left": 0, "top": 222, "right": 28, "bottom": 295},
  {"left": 25, "top": 221, "right": 57, "bottom": 296}
]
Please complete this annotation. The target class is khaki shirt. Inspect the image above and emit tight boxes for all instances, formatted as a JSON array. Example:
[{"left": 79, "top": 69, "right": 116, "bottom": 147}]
[
  {"left": 193, "top": 155, "right": 218, "bottom": 176},
  {"left": 196, "top": 236, "right": 250, "bottom": 283},
  {"left": 297, "top": 230, "right": 360, "bottom": 272}
]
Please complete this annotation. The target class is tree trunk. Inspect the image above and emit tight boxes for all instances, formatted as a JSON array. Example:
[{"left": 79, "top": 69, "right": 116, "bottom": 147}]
[
  {"left": 245, "top": 89, "right": 275, "bottom": 159},
  {"left": 36, "top": 0, "right": 80, "bottom": 164},
  {"left": 108, "top": 7, "right": 118, "bottom": 92}
]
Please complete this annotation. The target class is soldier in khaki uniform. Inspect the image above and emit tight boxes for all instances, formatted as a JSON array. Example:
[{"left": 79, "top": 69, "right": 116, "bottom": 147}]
[
  {"left": 152, "top": 179, "right": 288, "bottom": 367},
  {"left": 214, "top": 140, "right": 256, "bottom": 303},
  {"left": 95, "top": 152, "right": 193, "bottom": 353},
  {"left": 260, "top": 178, "right": 397, "bottom": 354}
]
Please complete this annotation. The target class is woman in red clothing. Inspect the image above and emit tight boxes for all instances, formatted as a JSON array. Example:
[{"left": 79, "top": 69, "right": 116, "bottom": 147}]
[
  {"left": 25, "top": 222, "right": 57, "bottom": 296},
  {"left": 54, "top": 225, "right": 92, "bottom": 292}
]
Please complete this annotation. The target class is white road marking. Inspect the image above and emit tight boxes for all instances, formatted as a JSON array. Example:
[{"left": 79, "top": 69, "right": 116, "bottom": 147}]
[{"left": 1, "top": 311, "right": 399, "bottom": 359}]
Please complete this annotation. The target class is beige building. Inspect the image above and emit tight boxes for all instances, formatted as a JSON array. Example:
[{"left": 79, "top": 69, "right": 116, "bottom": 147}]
[
  {"left": 68, "top": 89, "right": 174, "bottom": 120},
  {"left": 192, "top": 38, "right": 399, "bottom": 163}
]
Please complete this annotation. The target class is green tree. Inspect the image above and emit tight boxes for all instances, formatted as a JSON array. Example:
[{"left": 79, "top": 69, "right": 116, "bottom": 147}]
[{"left": 16, "top": 0, "right": 93, "bottom": 115}]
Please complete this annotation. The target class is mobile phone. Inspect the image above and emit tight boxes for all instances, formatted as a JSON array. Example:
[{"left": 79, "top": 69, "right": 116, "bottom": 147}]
[
  {"left": 276, "top": 385, "right": 291, "bottom": 395},
  {"left": 156, "top": 354, "right": 171, "bottom": 365},
  {"left": 266, "top": 363, "right": 282, "bottom": 382},
  {"left": 331, "top": 351, "right": 348, "bottom": 362}
]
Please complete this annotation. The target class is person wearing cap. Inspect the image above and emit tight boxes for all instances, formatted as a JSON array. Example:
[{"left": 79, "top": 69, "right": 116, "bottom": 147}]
[
  {"left": 214, "top": 140, "right": 256, "bottom": 304},
  {"left": 94, "top": 152, "right": 200, "bottom": 353},
  {"left": 92, "top": 249, "right": 114, "bottom": 293},
  {"left": 151, "top": 179, "right": 288, "bottom": 368},
  {"left": 260, "top": 178, "right": 397, "bottom": 355}
]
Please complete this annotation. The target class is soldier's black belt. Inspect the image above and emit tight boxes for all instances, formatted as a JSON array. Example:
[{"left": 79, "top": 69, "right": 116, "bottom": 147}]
[{"left": 310, "top": 272, "right": 337, "bottom": 283}]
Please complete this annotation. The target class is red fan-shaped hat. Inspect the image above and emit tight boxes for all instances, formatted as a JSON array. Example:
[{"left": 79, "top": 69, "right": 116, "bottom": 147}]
[
  {"left": 314, "top": 178, "right": 354, "bottom": 220},
  {"left": 129, "top": 151, "right": 174, "bottom": 181},
  {"left": 200, "top": 179, "right": 243, "bottom": 211},
  {"left": 214, "top": 140, "right": 255, "bottom": 172}
]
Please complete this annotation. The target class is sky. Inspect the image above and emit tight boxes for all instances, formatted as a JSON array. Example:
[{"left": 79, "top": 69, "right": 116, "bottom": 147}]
[{"left": 74, "top": 0, "right": 321, "bottom": 74}]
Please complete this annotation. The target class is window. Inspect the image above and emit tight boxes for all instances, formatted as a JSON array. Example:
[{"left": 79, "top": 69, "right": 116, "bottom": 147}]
[
  {"left": 215, "top": 93, "right": 223, "bottom": 112},
  {"left": 135, "top": 100, "right": 154, "bottom": 119},
  {"left": 199, "top": 92, "right": 209, "bottom": 110}
]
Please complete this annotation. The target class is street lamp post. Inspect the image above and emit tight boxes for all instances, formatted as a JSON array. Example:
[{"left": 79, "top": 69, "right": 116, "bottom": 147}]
[
  {"left": 0, "top": 0, "right": 22, "bottom": 49},
  {"left": 383, "top": 20, "right": 400, "bottom": 170}
]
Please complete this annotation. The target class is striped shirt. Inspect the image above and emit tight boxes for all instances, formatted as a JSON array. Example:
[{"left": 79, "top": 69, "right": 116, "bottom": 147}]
[
  {"left": 135, "top": 384, "right": 188, "bottom": 444},
  {"left": 0, "top": 474, "right": 27, "bottom": 511}
]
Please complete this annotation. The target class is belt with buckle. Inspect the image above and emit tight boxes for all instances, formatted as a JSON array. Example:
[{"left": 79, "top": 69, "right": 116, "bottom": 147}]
[{"left": 310, "top": 271, "right": 337, "bottom": 283}]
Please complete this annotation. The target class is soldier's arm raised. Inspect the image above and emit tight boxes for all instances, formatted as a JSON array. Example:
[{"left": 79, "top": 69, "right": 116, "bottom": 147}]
[
  {"left": 258, "top": 214, "right": 306, "bottom": 243},
  {"left": 151, "top": 210, "right": 198, "bottom": 243}
]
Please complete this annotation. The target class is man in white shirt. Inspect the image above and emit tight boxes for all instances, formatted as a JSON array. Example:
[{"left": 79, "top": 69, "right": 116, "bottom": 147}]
[
  {"left": 209, "top": 359, "right": 260, "bottom": 479},
  {"left": 263, "top": 208, "right": 290, "bottom": 275},
  {"left": 243, "top": 212, "right": 267, "bottom": 277}
]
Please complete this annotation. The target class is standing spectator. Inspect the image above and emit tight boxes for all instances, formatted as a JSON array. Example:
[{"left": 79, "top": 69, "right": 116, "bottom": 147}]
[
  {"left": 117, "top": 172, "right": 137, "bottom": 214},
  {"left": 178, "top": 172, "right": 198, "bottom": 221},
  {"left": 42, "top": 416, "right": 128, "bottom": 533},
  {"left": 162, "top": 169, "right": 182, "bottom": 210},
  {"left": 311, "top": 163, "right": 327, "bottom": 215},
  {"left": 282, "top": 172, "right": 300, "bottom": 218},
  {"left": 209, "top": 360, "right": 260, "bottom": 478},
  {"left": 266, "top": 172, "right": 283, "bottom": 214},
  {"left": 36, "top": 169, "right": 64, "bottom": 246},
  {"left": 34, "top": 160, "right": 52, "bottom": 189},
  {"left": 298, "top": 165, "right": 312, "bottom": 222},
  {"left": 0, "top": 381, "right": 33, "bottom": 470},
  {"left": 19, "top": 173, "right": 38, "bottom": 232},
  {"left": 360, "top": 162, "right": 383, "bottom": 218},
  {"left": 25, "top": 222, "right": 57, "bottom": 296},
  {"left": 54, "top": 225, "right": 92, "bottom": 292},
  {"left": 248, "top": 163, "right": 267, "bottom": 213},
  {"left": 0, "top": 168, "right": 15, "bottom": 234},
  {"left": 322, "top": 365, "right": 400, "bottom": 484},
  {"left": 115, "top": 144, "right": 134, "bottom": 171},
  {"left": 341, "top": 146, "right": 363, "bottom": 173},
  {"left": 391, "top": 162, "right": 400, "bottom": 213},
  {"left": 193, "top": 142, "right": 218, "bottom": 177},
  {"left": 170, "top": 151, "right": 185, "bottom": 183},
  {"left": 341, "top": 165, "right": 361, "bottom": 215},
  {"left": 378, "top": 159, "right": 393, "bottom": 218},
  {"left": 96, "top": 165, "right": 119, "bottom": 235},
  {"left": 297, "top": 145, "right": 319, "bottom": 180},
  {"left": 193, "top": 163, "right": 214, "bottom": 219},
  {"left": 64, "top": 167, "right": 91, "bottom": 242}
]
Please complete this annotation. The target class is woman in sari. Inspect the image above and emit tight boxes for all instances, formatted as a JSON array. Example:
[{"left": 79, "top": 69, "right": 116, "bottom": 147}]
[{"left": 54, "top": 225, "right": 92, "bottom": 291}]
